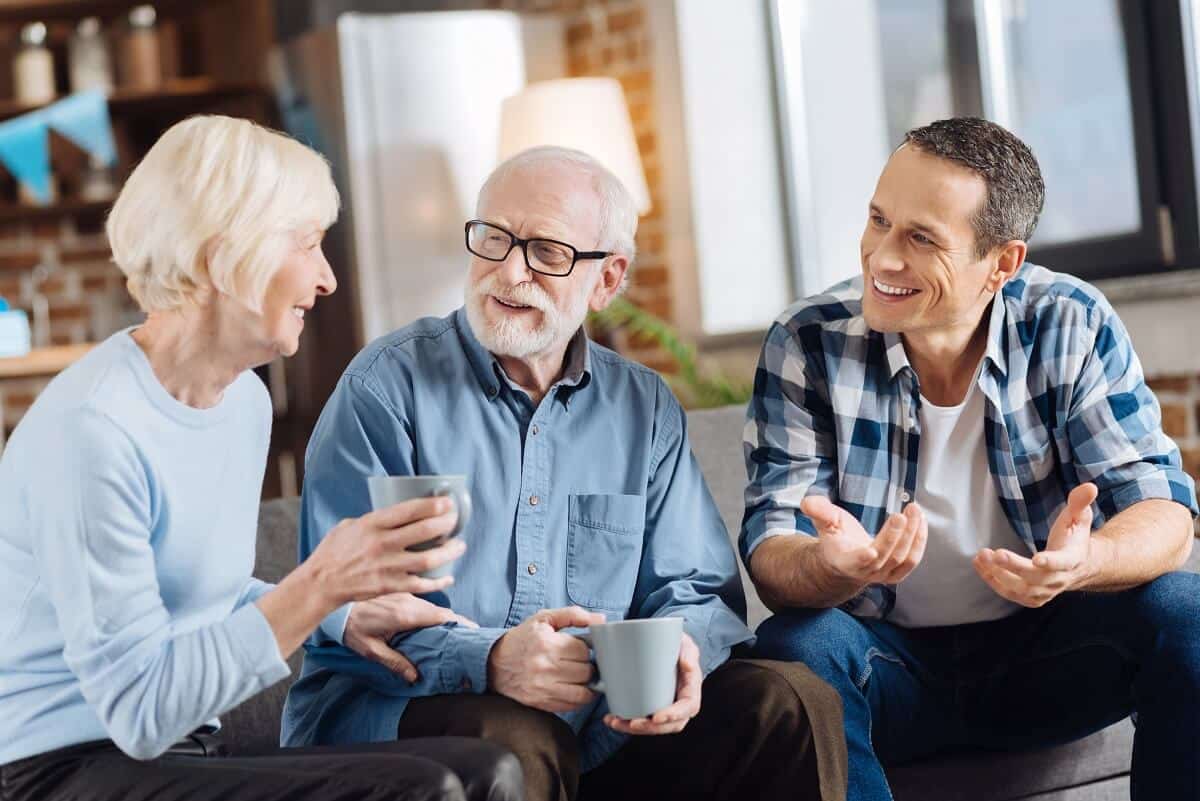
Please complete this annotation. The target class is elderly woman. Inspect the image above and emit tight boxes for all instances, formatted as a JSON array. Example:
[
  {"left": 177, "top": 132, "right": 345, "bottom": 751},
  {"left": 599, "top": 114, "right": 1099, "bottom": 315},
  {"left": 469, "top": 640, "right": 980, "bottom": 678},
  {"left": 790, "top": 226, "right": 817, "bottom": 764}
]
[{"left": 0, "top": 116, "right": 522, "bottom": 801}]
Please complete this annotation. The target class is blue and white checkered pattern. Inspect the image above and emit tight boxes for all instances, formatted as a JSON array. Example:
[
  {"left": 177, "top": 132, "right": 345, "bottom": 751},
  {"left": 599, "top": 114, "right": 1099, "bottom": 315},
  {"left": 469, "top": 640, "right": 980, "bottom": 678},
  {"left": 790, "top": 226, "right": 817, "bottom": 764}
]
[{"left": 742, "top": 263, "right": 1199, "bottom": 620}]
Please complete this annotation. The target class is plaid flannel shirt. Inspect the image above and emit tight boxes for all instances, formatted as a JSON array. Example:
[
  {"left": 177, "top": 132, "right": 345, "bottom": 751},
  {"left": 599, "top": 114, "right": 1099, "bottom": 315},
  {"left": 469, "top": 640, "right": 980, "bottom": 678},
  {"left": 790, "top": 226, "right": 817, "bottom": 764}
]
[{"left": 742, "top": 263, "right": 1199, "bottom": 620}]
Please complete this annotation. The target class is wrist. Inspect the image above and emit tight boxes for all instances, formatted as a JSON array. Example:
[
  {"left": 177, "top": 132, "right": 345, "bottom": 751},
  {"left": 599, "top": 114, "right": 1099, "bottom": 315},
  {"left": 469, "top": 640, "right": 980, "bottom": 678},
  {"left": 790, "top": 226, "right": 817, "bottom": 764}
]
[
  {"left": 290, "top": 557, "right": 344, "bottom": 615},
  {"left": 1071, "top": 536, "right": 1108, "bottom": 591}
]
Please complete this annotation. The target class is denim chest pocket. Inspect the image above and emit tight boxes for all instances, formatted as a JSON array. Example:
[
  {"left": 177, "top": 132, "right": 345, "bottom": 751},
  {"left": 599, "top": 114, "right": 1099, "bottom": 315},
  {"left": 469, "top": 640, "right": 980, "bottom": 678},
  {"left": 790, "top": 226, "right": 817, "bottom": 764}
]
[{"left": 566, "top": 493, "right": 647, "bottom": 613}]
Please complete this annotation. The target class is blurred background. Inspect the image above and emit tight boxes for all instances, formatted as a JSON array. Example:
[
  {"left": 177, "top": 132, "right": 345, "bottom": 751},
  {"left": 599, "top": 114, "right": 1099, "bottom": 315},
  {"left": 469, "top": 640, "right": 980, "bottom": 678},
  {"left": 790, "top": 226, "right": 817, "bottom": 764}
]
[{"left": 0, "top": 0, "right": 1196, "bottom": 502}]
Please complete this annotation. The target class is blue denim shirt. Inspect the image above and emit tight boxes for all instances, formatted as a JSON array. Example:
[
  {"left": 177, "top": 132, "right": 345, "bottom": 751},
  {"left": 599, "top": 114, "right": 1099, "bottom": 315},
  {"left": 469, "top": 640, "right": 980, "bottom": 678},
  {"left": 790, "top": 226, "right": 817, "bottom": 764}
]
[{"left": 281, "top": 309, "right": 753, "bottom": 770}]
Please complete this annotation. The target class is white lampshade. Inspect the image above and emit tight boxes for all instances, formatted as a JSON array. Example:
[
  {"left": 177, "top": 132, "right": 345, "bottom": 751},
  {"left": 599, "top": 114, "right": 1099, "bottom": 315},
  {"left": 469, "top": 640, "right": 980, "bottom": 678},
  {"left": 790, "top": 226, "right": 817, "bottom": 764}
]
[{"left": 499, "top": 77, "right": 652, "bottom": 215}]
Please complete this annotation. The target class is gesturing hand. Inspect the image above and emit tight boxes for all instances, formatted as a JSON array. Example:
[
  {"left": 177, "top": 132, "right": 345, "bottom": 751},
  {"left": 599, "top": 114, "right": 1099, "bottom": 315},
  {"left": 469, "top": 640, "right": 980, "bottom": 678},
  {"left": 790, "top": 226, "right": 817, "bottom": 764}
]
[
  {"left": 973, "top": 482, "right": 1098, "bottom": 608},
  {"left": 604, "top": 632, "right": 701, "bottom": 736},
  {"left": 801, "top": 496, "right": 929, "bottom": 585},
  {"left": 344, "top": 593, "right": 478, "bottom": 683},
  {"left": 487, "top": 606, "right": 607, "bottom": 713}
]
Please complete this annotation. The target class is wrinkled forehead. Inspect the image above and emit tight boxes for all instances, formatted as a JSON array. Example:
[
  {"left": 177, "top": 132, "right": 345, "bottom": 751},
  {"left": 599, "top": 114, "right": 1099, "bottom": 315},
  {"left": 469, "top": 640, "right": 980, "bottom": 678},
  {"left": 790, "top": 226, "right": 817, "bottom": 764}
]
[
  {"left": 873, "top": 144, "right": 986, "bottom": 233},
  {"left": 477, "top": 162, "right": 604, "bottom": 245}
]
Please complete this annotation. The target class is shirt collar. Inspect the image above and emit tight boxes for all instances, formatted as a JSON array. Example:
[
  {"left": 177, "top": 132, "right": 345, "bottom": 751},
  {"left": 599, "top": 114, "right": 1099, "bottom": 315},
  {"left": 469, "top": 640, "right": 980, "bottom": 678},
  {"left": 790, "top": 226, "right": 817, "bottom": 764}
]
[
  {"left": 454, "top": 307, "right": 593, "bottom": 402},
  {"left": 879, "top": 294, "right": 1009, "bottom": 381}
]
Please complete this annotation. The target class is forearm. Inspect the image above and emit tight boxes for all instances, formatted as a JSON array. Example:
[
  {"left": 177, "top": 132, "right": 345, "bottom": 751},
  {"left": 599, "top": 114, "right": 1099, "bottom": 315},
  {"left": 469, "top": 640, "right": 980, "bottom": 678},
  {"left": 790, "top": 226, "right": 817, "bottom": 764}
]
[
  {"left": 750, "top": 535, "right": 867, "bottom": 609},
  {"left": 255, "top": 561, "right": 341, "bottom": 659},
  {"left": 1074, "top": 500, "right": 1195, "bottom": 592}
]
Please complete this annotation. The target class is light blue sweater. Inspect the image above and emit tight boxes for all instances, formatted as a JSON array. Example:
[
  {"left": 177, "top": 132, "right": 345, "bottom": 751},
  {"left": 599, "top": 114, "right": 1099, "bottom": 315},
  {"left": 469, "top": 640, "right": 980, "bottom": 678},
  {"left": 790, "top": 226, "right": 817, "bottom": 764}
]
[{"left": 0, "top": 330, "right": 290, "bottom": 764}]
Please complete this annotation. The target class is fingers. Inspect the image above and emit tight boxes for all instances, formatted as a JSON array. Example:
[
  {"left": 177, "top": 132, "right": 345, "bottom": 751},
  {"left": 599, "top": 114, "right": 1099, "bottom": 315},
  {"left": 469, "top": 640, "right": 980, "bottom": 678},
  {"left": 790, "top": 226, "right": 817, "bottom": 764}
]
[
  {"left": 870, "top": 504, "right": 927, "bottom": 583},
  {"left": 381, "top": 572, "right": 455, "bottom": 597},
  {"left": 800, "top": 495, "right": 842, "bottom": 532},
  {"left": 383, "top": 512, "right": 460, "bottom": 550},
  {"left": 363, "top": 638, "right": 420, "bottom": 683},
  {"left": 543, "top": 682, "right": 597, "bottom": 712},
  {"left": 973, "top": 551, "right": 1057, "bottom": 608},
  {"left": 869, "top": 512, "right": 912, "bottom": 572},
  {"left": 1031, "top": 549, "right": 1081, "bottom": 572},
  {"left": 604, "top": 713, "right": 690, "bottom": 736},
  {"left": 539, "top": 606, "right": 607, "bottom": 631},
  {"left": 387, "top": 536, "right": 466, "bottom": 577},
  {"left": 367, "top": 496, "right": 453, "bottom": 530}
]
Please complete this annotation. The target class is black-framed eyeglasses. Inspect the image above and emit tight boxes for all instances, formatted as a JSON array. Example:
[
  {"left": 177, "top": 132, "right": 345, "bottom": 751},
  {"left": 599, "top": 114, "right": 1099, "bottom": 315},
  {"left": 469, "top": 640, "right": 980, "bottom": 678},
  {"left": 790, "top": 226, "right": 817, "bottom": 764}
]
[{"left": 464, "top": 220, "right": 611, "bottom": 277}]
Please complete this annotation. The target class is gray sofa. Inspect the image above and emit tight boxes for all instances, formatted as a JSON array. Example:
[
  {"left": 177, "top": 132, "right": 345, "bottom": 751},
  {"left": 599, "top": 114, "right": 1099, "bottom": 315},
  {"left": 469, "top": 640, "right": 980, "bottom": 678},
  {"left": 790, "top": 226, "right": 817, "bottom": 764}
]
[{"left": 228, "top": 404, "right": 1195, "bottom": 800}]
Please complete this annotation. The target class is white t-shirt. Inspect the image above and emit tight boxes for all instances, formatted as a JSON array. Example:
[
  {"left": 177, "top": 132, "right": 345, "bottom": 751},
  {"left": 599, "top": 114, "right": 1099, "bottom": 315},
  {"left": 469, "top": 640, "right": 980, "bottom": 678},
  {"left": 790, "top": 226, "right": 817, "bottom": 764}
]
[{"left": 889, "top": 368, "right": 1029, "bottom": 628}]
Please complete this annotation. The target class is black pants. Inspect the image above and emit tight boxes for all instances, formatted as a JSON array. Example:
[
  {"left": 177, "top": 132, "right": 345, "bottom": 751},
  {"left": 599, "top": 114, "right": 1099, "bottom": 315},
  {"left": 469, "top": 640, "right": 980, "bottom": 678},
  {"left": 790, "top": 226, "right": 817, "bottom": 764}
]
[
  {"left": 0, "top": 737, "right": 523, "bottom": 801},
  {"left": 396, "top": 659, "right": 849, "bottom": 801}
]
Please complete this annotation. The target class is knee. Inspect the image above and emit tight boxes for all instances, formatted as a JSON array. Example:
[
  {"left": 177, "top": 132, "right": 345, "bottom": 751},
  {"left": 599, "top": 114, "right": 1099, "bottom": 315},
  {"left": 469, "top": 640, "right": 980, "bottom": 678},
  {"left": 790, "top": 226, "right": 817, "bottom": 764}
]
[
  {"left": 1136, "top": 571, "right": 1200, "bottom": 634},
  {"left": 752, "top": 608, "right": 862, "bottom": 681},
  {"left": 466, "top": 697, "right": 575, "bottom": 762},
  {"left": 466, "top": 743, "right": 524, "bottom": 801}
]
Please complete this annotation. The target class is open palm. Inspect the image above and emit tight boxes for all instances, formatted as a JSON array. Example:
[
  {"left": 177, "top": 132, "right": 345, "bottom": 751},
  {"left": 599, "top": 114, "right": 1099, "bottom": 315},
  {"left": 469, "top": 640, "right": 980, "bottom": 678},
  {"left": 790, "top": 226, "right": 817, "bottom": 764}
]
[{"left": 801, "top": 495, "right": 928, "bottom": 585}]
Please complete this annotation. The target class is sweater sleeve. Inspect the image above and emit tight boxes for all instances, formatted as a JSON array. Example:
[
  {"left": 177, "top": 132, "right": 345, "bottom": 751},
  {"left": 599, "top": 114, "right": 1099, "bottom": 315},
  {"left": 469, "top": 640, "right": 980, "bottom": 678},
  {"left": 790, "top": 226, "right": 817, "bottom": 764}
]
[{"left": 26, "top": 409, "right": 290, "bottom": 760}]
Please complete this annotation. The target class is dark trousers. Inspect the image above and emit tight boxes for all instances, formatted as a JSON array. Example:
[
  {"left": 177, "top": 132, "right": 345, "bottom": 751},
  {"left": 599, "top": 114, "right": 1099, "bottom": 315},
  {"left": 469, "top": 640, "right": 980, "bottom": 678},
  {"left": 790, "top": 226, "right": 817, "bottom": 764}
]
[
  {"left": 396, "top": 658, "right": 848, "bottom": 801},
  {"left": 0, "top": 737, "right": 522, "bottom": 801},
  {"left": 753, "top": 571, "right": 1200, "bottom": 801}
]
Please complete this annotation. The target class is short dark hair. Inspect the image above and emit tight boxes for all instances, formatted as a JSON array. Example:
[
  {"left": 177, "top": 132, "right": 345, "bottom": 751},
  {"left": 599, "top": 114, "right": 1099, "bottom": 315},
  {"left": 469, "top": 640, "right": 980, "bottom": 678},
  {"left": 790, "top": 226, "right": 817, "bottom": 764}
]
[{"left": 902, "top": 117, "right": 1045, "bottom": 258}]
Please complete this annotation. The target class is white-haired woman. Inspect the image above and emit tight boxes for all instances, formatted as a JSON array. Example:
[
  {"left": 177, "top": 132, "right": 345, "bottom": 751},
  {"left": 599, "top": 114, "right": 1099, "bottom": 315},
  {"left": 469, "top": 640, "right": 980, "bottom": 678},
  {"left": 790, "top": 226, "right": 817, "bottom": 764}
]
[{"left": 0, "top": 116, "right": 522, "bottom": 801}]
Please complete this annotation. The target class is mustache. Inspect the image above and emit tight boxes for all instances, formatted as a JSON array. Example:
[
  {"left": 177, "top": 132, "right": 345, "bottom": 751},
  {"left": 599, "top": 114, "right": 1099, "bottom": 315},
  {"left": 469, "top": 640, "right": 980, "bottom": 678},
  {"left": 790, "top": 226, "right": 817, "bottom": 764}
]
[{"left": 474, "top": 275, "right": 553, "bottom": 313}]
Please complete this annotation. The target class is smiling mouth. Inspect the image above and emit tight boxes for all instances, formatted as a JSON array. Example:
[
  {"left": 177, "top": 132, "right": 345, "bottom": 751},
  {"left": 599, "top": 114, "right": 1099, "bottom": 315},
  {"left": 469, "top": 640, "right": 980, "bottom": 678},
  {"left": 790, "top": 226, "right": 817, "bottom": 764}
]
[
  {"left": 872, "top": 278, "right": 921, "bottom": 297},
  {"left": 492, "top": 296, "right": 535, "bottom": 311}
]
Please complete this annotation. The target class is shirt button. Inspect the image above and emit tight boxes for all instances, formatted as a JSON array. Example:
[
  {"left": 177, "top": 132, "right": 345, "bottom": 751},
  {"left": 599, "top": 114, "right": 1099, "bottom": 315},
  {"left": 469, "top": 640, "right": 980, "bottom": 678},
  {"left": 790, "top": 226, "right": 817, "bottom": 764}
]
[
  {"left": 528, "top": 562, "right": 538, "bottom": 575},
  {"left": 531, "top": 424, "right": 539, "bottom": 435},
  {"left": 900, "top": 492, "right": 911, "bottom": 503},
  {"left": 529, "top": 495, "right": 540, "bottom": 506}
]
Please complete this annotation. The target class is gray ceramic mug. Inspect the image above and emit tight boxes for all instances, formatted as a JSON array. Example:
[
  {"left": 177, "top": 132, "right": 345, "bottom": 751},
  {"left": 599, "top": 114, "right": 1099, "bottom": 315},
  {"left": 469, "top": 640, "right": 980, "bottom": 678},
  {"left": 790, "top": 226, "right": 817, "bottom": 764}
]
[
  {"left": 367, "top": 475, "right": 472, "bottom": 578},
  {"left": 575, "top": 617, "right": 683, "bottom": 719}
]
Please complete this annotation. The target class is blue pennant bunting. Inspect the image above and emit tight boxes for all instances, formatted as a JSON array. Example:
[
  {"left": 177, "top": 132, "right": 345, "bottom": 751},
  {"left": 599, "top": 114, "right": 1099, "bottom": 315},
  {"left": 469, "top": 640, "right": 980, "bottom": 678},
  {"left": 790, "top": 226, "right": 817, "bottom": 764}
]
[
  {"left": 43, "top": 91, "right": 117, "bottom": 167},
  {"left": 0, "top": 112, "right": 51, "bottom": 203},
  {"left": 0, "top": 91, "right": 116, "bottom": 204}
]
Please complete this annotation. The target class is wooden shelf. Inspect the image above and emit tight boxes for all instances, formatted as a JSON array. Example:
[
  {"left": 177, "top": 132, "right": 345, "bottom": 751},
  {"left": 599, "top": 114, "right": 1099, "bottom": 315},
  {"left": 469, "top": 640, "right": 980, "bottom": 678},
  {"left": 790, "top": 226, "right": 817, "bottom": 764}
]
[
  {"left": 0, "top": 77, "right": 271, "bottom": 122},
  {"left": 0, "top": 341, "right": 92, "bottom": 378},
  {"left": 0, "top": 0, "right": 196, "bottom": 23}
]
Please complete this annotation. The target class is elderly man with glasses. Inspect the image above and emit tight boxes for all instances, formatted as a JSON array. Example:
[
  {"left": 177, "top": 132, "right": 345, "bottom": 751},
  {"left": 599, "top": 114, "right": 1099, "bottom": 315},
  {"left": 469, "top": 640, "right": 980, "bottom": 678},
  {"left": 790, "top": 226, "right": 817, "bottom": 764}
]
[{"left": 279, "top": 146, "right": 847, "bottom": 801}]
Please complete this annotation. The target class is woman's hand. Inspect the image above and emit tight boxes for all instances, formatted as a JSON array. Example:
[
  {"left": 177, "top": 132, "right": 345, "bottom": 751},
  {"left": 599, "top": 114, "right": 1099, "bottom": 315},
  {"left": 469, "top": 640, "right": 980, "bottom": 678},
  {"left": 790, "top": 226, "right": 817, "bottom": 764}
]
[
  {"left": 257, "top": 496, "right": 467, "bottom": 659},
  {"left": 309, "top": 496, "right": 467, "bottom": 605},
  {"left": 344, "top": 593, "right": 478, "bottom": 682}
]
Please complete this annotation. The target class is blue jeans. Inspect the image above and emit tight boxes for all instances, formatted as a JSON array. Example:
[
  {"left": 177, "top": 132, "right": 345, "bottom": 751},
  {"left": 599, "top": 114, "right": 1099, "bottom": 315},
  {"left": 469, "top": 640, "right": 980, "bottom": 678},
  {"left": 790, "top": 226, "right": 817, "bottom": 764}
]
[{"left": 752, "top": 571, "right": 1200, "bottom": 801}]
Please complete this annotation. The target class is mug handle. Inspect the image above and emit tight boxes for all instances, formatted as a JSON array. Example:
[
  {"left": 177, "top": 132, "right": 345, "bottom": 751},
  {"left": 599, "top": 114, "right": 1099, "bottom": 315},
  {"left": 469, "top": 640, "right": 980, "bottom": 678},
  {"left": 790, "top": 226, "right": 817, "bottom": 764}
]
[
  {"left": 433, "top": 481, "right": 473, "bottom": 536},
  {"left": 572, "top": 631, "right": 605, "bottom": 693}
]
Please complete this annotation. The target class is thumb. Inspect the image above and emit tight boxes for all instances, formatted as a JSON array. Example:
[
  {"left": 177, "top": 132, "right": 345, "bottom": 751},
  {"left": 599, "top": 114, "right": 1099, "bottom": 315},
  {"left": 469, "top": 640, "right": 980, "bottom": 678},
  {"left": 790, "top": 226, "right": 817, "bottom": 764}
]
[
  {"left": 540, "top": 606, "right": 607, "bottom": 630},
  {"left": 1066, "top": 483, "right": 1099, "bottom": 520},
  {"left": 800, "top": 495, "right": 842, "bottom": 533}
]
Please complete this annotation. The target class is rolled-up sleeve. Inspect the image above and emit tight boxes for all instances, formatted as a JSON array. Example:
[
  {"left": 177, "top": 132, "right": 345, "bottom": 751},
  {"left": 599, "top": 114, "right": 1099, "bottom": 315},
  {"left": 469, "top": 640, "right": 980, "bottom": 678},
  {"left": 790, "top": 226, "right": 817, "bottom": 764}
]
[
  {"left": 1066, "top": 300, "right": 1199, "bottom": 522},
  {"left": 741, "top": 320, "right": 840, "bottom": 564}
]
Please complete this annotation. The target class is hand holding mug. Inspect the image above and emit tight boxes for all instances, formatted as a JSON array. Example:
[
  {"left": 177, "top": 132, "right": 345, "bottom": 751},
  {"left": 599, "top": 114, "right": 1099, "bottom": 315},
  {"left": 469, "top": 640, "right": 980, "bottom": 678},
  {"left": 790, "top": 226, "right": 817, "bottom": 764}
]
[
  {"left": 487, "top": 606, "right": 607, "bottom": 713},
  {"left": 603, "top": 631, "right": 701, "bottom": 736},
  {"left": 308, "top": 496, "right": 467, "bottom": 605}
]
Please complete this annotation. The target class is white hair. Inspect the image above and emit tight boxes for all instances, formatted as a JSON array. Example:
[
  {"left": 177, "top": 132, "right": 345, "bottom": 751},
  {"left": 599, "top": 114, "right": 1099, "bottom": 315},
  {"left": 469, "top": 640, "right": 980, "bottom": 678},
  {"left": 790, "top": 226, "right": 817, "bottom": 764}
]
[
  {"left": 107, "top": 115, "right": 340, "bottom": 313},
  {"left": 477, "top": 145, "right": 638, "bottom": 268}
]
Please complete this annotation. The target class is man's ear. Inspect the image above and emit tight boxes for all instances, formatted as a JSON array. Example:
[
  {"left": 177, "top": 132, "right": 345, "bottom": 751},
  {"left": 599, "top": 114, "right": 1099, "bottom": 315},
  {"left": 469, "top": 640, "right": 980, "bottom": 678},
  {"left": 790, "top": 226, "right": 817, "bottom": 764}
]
[
  {"left": 588, "top": 254, "right": 630, "bottom": 312},
  {"left": 987, "top": 239, "right": 1026, "bottom": 293}
]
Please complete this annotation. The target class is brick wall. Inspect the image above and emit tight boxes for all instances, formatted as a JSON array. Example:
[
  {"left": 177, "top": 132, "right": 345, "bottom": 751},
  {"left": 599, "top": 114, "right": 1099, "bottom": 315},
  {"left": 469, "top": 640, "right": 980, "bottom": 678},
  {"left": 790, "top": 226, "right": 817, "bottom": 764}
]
[
  {"left": 1149, "top": 375, "right": 1200, "bottom": 527},
  {"left": 489, "top": 0, "right": 676, "bottom": 371},
  {"left": 0, "top": 218, "right": 141, "bottom": 445}
]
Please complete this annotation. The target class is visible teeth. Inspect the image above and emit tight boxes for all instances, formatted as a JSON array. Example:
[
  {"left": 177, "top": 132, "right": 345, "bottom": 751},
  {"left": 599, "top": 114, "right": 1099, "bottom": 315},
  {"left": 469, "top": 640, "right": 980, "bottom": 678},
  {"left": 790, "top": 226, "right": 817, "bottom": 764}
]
[
  {"left": 495, "top": 297, "right": 531, "bottom": 309},
  {"left": 292, "top": 307, "right": 305, "bottom": 318},
  {"left": 873, "top": 278, "right": 917, "bottom": 296}
]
